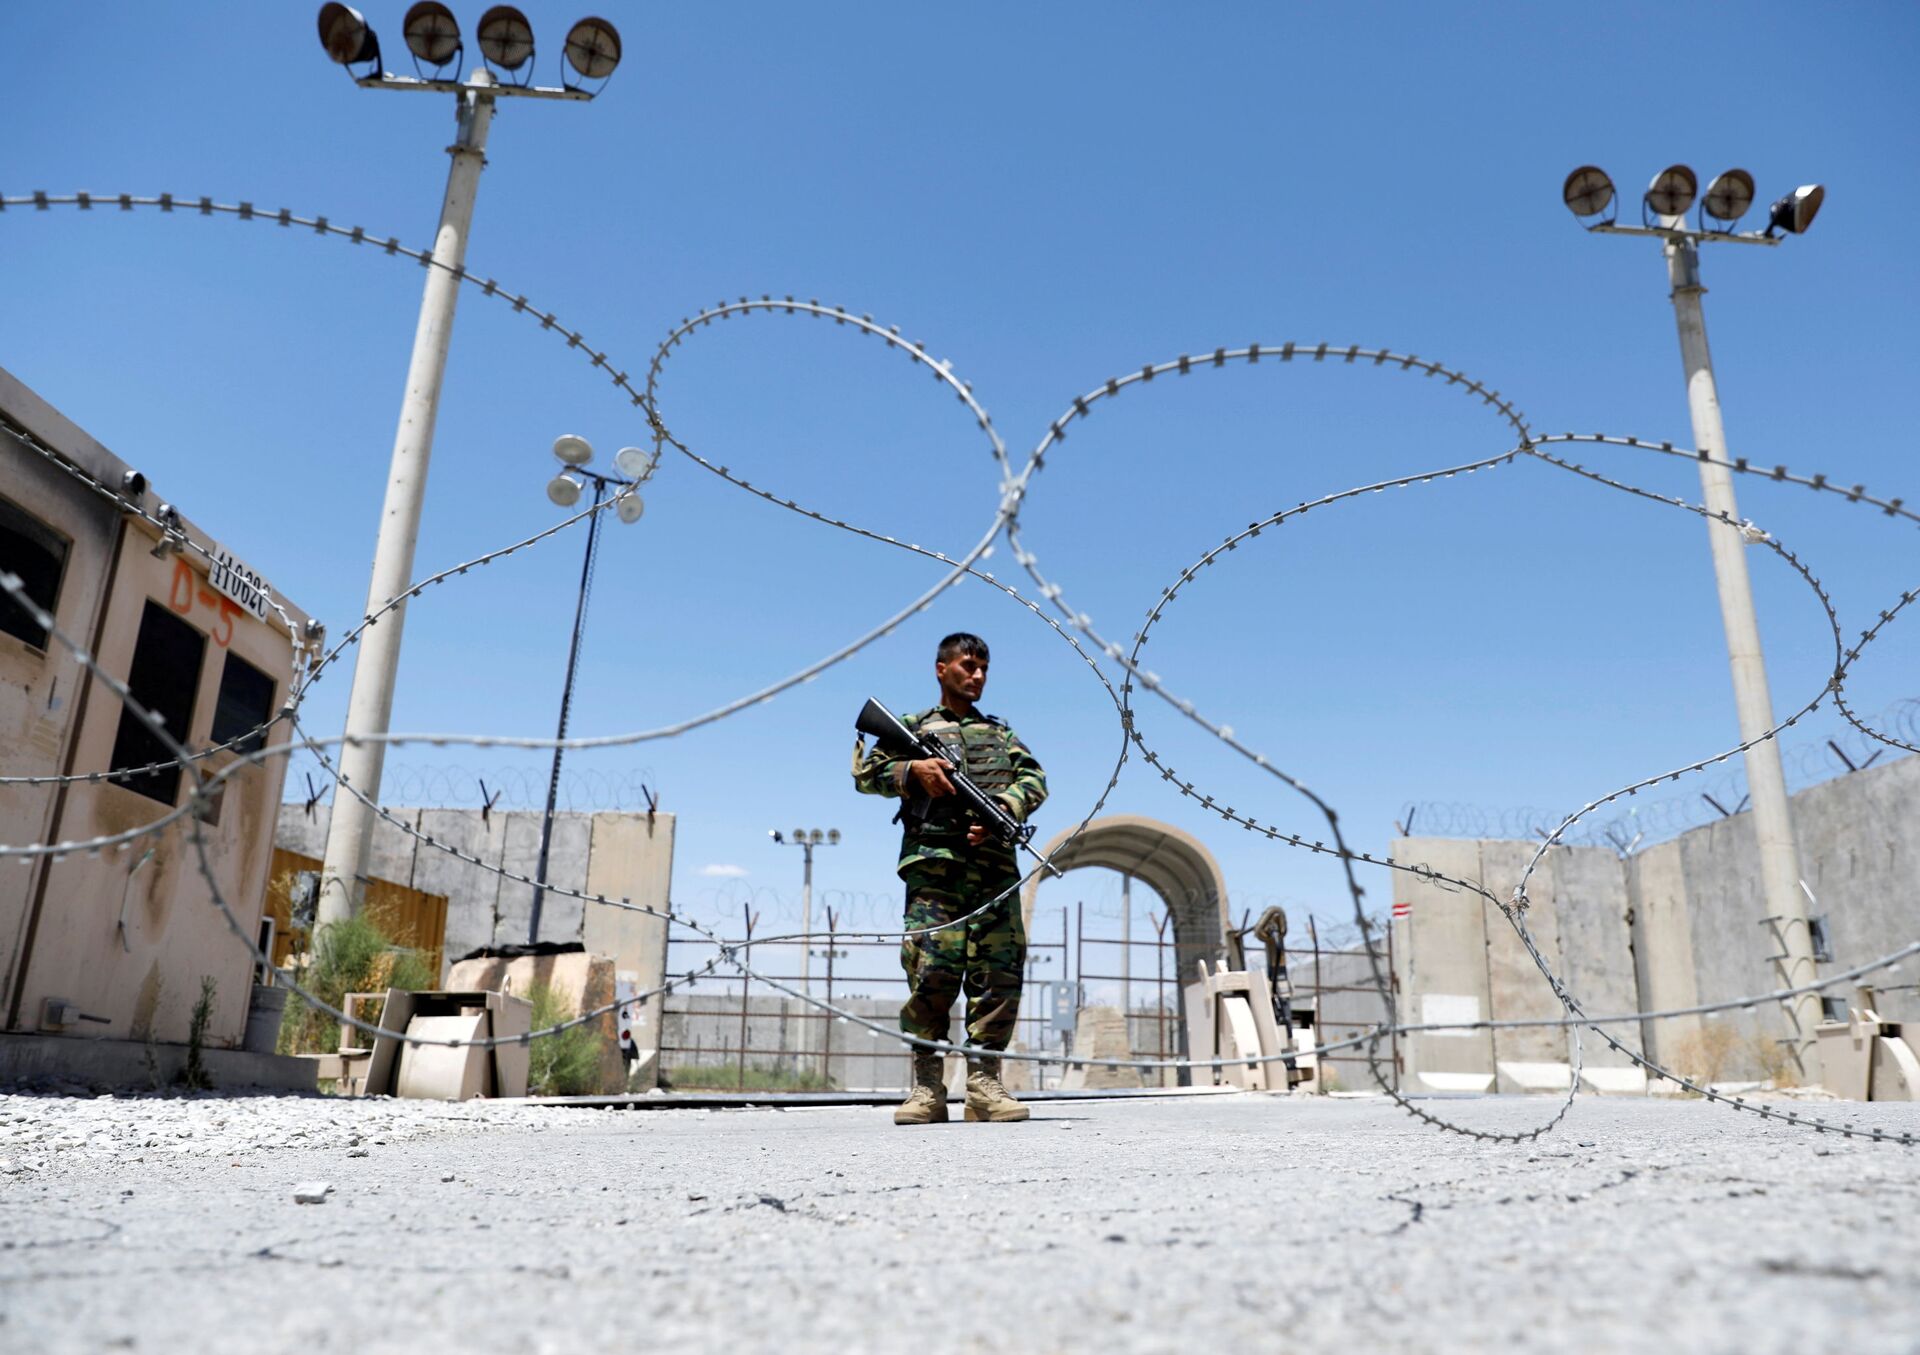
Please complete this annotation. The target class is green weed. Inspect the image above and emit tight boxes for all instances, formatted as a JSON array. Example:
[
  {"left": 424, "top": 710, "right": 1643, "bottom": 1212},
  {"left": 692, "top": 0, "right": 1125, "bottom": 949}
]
[
  {"left": 525, "top": 983, "right": 606, "bottom": 1097},
  {"left": 277, "top": 913, "right": 434, "bottom": 1055}
]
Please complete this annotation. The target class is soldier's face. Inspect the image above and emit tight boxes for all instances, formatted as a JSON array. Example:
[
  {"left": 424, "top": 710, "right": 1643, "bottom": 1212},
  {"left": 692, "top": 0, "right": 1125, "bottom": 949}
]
[{"left": 936, "top": 651, "right": 989, "bottom": 706}]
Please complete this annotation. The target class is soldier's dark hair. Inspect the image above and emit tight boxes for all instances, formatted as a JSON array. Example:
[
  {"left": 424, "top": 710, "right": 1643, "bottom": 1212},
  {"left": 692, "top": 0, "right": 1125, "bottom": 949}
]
[{"left": 936, "top": 632, "right": 989, "bottom": 663}]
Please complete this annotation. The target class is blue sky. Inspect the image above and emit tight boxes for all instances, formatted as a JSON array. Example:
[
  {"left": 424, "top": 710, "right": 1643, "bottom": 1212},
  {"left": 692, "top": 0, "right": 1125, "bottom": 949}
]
[{"left": 5, "top": 4, "right": 1917, "bottom": 991}]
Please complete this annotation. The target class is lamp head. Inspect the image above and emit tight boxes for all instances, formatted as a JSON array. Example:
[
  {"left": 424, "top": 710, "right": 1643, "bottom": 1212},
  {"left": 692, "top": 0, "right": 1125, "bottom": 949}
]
[
  {"left": 552, "top": 434, "right": 593, "bottom": 466},
  {"left": 563, "top": 16, "right": 622, "bottom": 82},
  {"left": 401, "top": 2, "right": 461, "bottom": 69},
  {"left": 476, "top": 5, "right": 535, "bottom": 74},
  {"left": 614, "top": 491, "right": 645, "bottom": 525},
  {"left": 1644, "top": 164, "right": 1698, "bottom": 221},
  {"left": 1700, "top": 168, "right": 1755, "bottom": 226},
  {"left": 1561, "top": 165, "right": 1615, "bottom": 220},
  {"left": 769, "top": 830, "right": 783, "bottom": 843},
  {"left": 1764, "top": 184, "right": 1826, "bottom": 238},
  {"left": 317, "top": 4, "right": 380, "bottom": 66},
  {"left": 546, "top": 473, "right": 583, "bottom": 508},
  {"left": 827, "top": 828, "right": 841, "bottom": 845}
]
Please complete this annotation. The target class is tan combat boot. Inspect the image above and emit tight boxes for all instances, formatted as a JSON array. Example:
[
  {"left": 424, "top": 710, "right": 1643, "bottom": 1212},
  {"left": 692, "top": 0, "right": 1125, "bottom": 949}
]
[
  {"left": 965, "top": 1056, "right": 1029, "bottom": 1122},
  {"left": 894, "top": 1052, "right": 950, "bottom": 1125}
]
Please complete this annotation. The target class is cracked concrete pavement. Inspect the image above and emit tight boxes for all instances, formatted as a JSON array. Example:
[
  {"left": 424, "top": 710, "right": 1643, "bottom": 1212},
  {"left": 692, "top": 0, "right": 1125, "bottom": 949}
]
[{"left": 3, "top": 1090, "right": 1917, "bottom": 1353}]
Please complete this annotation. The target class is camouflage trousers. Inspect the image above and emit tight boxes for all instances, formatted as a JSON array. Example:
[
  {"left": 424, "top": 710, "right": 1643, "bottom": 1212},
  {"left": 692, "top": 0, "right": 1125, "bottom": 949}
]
[{"left": 898, "top": 858, "right": 1026, "bottom": 1051}]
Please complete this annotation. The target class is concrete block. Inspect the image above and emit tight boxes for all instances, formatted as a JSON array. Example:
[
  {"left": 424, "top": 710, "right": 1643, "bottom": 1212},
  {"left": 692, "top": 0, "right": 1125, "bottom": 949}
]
[
  {"left": 1627, "top": 839, "right": 1703, "bottom": 1073},
  {"left": 1478, "top": 840, "right": 1569, "bottom": 1081},
  {"left": 413, "top": 808, "right": 508, "bottom": 968},
  {"left": 1872, "top": 1035, "right": 1920, "bottom": 1101},
  {"left": 1552, "top": 845, "right": 1642, "bottom": 1063},
  {"left": 1815, "top": 1019, "right": 1875, "bottom": 1101},
  {"left": 1496, "top": 1060, "right": 1572, "bottom": 1092},
  {"left": 1577, "top": 1066, "right": 1648, "bottom": 1095},
  {"left": 583, "top": 813, "right": 674, "bottom": 1089},
  {"left": 492, "top": 812, "right": 590, "bottom": 948},
  {"left": 276, "top": 803, "right": 330, "bottom": 859},
  {"left": 1062, "top": 1006, "right": 1141, "bottom": 1090},
  {"left": 447, "top": 950, "right": 624, "bottom": 1094},
  {"left": 1391, "top": 837, "right": 1495, "bottom": 1087}
]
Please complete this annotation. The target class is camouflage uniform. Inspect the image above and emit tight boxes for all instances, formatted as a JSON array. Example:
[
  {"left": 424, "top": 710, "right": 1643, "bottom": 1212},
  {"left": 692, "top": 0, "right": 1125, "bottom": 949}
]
[{"left": 852, "top": 705, "right": 1047, "bottom": 1051}]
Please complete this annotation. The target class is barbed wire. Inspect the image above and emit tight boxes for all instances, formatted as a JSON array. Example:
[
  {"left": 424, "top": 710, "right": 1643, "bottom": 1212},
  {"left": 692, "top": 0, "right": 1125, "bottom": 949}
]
[
  {"left": 1397, "top": 706, "right": 1919, "bottom": 853},
  {"left": 323, "top": 761, "right": 664, "bottom": 814},
  {"left": 2, "top": 191, "right": 1915, "bottom": 1148}
]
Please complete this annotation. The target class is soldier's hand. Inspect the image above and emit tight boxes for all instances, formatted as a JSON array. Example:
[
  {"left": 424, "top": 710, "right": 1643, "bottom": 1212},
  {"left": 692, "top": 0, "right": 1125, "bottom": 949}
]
[
  {"left": 908, "top": 757, "right": 957, "bottom": 798},
  {"left": 966, "top": 824, "right": 990, "bottom": 846}
]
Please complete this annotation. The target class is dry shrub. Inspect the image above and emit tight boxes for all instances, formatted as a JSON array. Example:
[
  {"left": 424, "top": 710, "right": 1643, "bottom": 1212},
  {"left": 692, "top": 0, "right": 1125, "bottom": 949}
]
[
  {"left": 1665, "top": 1020, "right": 1740, "bottom": 1086},
  {"left": 1745, "top": 1030, "right": 1801, "bottom": 1089}
]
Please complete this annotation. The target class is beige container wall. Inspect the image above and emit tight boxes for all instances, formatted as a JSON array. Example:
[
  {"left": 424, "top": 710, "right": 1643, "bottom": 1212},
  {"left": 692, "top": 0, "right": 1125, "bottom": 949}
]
[
  {"left": 10, "top": 524, "right": 297, "bottom": 1048},
  {"left": 0, "top": 459, "right": 118, "bottom": 1014}
]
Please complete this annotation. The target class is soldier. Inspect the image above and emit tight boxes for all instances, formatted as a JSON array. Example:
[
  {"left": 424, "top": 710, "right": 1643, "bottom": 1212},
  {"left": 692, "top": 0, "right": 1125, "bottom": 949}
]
[{"left": 852, "top": 632, "right": 1047, "bottom": 1125}]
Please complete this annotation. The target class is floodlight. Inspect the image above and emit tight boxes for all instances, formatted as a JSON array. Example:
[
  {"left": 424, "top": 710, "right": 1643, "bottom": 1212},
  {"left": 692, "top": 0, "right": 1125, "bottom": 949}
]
[
  {"left": 477, "top": 6, "right": 535, "bottom": 73},
  {"left": 808, "top": 829, "right": 823, "bottom": 844},
  {"left": 793, "top": 829, "right": 805, "bottom": 844},
  {"left": 402, "top": 2, "right": 461, "bottom": 69},
  {"left": 1764, "top": 184, "right": 1826, "bottom": 238},
  {"left": 1561, "top": 165, "right": 1614, "bottom": 218},
  {"left": 317, "top": 4, "right": 379, "bottom": 66},
  {"left": 769, "top": 829, "right": 782, "bottom": 842},
  {"left": 563, "top": 17, "right": 622, "bottom": 81},
  {"left": 546, "top": 473, "right": 583, "bottom": 507},
  {"left": 1701, "top": 168, "right": 1755, "bottom": 225},
  {"left": 613, "top": 446, "right": 651, "bottom": 479},
  {"left": 827, "top": 829, "right": 841, "bottom": 845},
  {"left": 1644, "top": 165, "right": 1697, "bottom": 219},
  {"left": 614, "top": 491, "right": 645, "bottom": 524},
  {"left": 552, "top": 434, "right": 593, "bottom": 466}
]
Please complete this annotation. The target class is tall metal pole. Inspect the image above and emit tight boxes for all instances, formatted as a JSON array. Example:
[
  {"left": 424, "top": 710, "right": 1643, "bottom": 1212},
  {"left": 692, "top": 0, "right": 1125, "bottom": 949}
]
[
  {"left": 800, "top": 840, "right": 815, "bottom": 998},
  {"left": 1664, "top": 237, "right": 1822, "bottom": 1083},
  {"left": 528, "top": 477, "right": 606, "bottom": 943},
  {"left": 1120, "top": 872, "right": 1132, "bottom": 1022},
  {"left": 317, "top": 72, "right": 497, "bottom": 930}
]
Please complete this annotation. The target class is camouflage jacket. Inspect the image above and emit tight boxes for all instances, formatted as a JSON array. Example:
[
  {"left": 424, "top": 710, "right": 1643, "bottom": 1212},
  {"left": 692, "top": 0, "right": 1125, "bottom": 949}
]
[{"left": 852, "top": 704, "right": 1048, "bottom": 873}]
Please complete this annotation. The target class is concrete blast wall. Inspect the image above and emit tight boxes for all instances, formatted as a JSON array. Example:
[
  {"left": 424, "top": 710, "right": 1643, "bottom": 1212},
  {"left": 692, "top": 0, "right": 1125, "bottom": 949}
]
[
  {"left": 1632, "top": 752, "right": 1920, "bottom": 1082},
  {"left": 276, "top": 803, "right": 673, "bottom": 996},
  {"left": 1394, "top": 752, "right": 1920, "bottom": 1090},
  {"left": 1390, "top": 838, "right": 1639, "bottom": 1094}
]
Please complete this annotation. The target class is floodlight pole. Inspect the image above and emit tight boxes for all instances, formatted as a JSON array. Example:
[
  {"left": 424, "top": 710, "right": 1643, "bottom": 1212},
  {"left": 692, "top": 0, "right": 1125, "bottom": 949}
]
[
  {"left": 527, "top": 475, "right": 609, "bottom": 944},
  {"left": 316, "top": 72, "right": 497, "bottom": 933},
  {"left": 1662, "top": 236, "right": 1822, "bottom": 1084},
  {"left": 800, "top": 839, "right": 815, "bottom": 998},
  {"left": 774, "top": 831, "right": 837, "bottom": 997}
]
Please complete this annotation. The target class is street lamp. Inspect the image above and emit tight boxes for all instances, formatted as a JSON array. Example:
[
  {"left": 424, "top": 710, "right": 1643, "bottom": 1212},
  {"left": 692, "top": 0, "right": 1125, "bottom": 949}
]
[
  {"left": 313, "top": 6, "right": 622, "bottom": 935},
  {"left": 526, "top": 436, "right": 659, "bottom": 943},
  {"left": 770, "top": 828, "right": 840, "bottom": 996},
  {"left": 1562, "top": 162, "right": 1829, "bottom": 1083}
]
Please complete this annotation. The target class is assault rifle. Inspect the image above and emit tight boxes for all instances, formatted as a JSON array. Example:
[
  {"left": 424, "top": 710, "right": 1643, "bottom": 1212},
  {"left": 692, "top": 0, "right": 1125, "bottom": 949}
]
[{"left": 855, "top": 697, "right": 1061, "bottom": 877}]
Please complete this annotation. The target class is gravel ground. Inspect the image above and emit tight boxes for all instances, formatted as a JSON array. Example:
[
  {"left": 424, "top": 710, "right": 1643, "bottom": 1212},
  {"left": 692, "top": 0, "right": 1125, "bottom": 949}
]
[{"left": 2, "top": 1089, "right": 1917, "bottom": 1354}]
